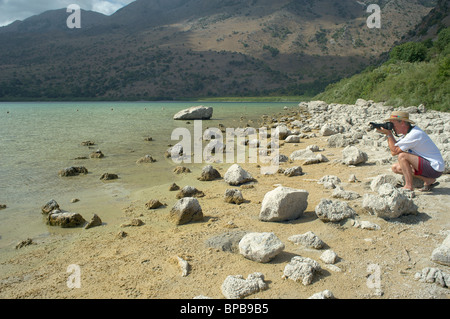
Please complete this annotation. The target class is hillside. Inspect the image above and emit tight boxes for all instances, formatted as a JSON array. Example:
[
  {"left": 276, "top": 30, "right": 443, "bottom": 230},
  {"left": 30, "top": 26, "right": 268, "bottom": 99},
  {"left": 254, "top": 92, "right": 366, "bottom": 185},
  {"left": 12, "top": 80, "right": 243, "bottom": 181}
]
[
  {"left": 315, "top": 25, "right": 450, "bottom": 111},
  {"left": 0, "top": 0, "right": 439, "bottom": 100}
]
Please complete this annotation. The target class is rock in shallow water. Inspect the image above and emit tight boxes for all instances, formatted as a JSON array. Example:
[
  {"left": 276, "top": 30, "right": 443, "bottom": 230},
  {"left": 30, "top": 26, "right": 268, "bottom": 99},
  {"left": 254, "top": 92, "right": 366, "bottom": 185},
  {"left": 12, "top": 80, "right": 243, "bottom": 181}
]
[
  {"left": 58, "top": 166, "right": 88, "bottom": 177},
  {"left": 47, "top": 209, "right": 86, "bottom": 228},
  {"left": 173, "top": 105, "right": 213, "bottom": 120}
]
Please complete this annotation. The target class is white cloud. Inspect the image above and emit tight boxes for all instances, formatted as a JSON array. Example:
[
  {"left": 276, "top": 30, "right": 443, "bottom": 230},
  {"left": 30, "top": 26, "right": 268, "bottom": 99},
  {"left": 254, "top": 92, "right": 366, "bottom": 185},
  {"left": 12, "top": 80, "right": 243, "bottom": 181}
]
[
  {"left": 0, "top": 0, "right": 135, "bottom": 27},
  {"left": 92, "top": 1, "right": 127, "bottom": 16}
]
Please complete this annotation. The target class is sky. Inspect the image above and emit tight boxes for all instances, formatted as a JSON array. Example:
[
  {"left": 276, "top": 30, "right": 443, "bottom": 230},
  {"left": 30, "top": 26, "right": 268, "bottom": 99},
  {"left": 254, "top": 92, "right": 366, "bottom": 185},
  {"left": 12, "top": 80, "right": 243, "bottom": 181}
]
[{"left": 0, "top": 0, "right": 135, "bottom": 26}]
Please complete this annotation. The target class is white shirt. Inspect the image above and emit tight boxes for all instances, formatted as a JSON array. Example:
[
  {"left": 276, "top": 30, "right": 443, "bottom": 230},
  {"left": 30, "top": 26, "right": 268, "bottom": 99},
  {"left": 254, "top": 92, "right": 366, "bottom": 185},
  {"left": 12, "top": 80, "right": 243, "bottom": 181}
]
[{"left": 395, "top": 126, "right": 444, "bottom": 172}]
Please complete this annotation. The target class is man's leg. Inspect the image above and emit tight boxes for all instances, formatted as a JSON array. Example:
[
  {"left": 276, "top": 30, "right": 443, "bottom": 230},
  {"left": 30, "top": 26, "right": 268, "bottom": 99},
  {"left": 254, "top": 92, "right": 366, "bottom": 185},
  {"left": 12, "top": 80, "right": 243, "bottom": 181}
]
[
  {"left": 392, "top": 152, "right": 419, "bottom": 190},
  {"left": 392, "top": 153, "right": 435, "bottom": 190}
]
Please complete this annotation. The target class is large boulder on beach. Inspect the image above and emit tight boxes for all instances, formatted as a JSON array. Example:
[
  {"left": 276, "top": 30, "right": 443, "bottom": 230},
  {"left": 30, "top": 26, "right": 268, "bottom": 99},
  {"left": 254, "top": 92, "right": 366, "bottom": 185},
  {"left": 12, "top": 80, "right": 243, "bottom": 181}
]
[
  {"left": 224, "top": 164, "right": 255, "bottom": 186},
  {"left": 238, "top": 232, "right": 285, "bottom": 263},
  {"left": 259, "top": 186, "right": 308, "bottom": 222},
  {"left": 362, "top": 183, "right": 418, "bottom": 219},
  {"left": 173, "top": 105, "right": 213, "bottom": 120},
  {"left": 169, "top": 197, "right": 203, "bottom": 225}
]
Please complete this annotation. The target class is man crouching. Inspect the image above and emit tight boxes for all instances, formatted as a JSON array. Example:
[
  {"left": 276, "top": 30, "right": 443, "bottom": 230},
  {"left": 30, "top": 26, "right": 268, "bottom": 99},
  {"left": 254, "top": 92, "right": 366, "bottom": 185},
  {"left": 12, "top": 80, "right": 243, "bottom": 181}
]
[{"left": 376, "top": 111, "right": 444, "bottom": 192}]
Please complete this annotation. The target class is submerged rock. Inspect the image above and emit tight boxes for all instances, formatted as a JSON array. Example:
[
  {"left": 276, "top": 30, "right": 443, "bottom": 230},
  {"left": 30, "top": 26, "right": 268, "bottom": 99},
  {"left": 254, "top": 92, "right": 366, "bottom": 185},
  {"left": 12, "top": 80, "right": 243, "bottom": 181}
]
[
  {"left": 15, "top": 238, "right": 34, "bottom": 249},
  {"left": 58, "top": 166, "right": 88, "bottom": 177},
  {"left": 89, "top": 150, "right": 104, "bottom": 158},
  {"left": 100, "top": 173, "right": 118, "bottom": 180},
  {"left": 136, "top": 155, "right": 156, "bottom": 163}
]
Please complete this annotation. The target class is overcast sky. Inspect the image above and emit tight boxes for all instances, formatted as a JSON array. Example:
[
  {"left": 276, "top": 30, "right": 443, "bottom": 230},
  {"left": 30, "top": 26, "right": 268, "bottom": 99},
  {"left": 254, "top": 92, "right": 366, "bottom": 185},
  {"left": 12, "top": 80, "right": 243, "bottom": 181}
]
[{"left": 0, "top": 0, "right": 135, "bottom": 26}]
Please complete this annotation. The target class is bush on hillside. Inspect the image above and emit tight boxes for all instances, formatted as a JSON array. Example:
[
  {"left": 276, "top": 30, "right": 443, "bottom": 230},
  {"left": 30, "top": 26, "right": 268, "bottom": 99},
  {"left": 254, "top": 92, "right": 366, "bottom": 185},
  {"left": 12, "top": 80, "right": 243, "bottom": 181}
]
[{"left": 389, "top": 41, "right": 428, "bottom": 63}]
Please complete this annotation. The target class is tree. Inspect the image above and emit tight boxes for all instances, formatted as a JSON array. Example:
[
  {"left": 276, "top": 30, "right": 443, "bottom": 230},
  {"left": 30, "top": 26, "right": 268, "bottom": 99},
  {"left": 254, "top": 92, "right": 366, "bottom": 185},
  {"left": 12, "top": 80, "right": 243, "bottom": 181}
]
[
  {"left": 435, "top": 27, "right": 450, "bottom": 52},
  {"left": 389, "top": 42, "right": 428, "bottom": 63}
]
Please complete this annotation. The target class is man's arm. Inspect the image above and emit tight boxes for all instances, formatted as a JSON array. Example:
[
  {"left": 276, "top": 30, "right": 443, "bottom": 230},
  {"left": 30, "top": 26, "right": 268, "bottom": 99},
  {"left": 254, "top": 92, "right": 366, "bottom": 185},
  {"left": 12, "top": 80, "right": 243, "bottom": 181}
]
[{"left": 377, "top": 128, "right": 403, "bottom": 156}]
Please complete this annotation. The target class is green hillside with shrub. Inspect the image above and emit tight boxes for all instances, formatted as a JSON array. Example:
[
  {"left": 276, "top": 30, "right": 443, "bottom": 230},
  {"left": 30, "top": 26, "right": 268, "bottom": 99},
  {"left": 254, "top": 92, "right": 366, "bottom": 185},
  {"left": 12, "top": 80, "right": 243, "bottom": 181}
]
[{"left": 315, "top": 27, "right": 450, "bottom": 112}]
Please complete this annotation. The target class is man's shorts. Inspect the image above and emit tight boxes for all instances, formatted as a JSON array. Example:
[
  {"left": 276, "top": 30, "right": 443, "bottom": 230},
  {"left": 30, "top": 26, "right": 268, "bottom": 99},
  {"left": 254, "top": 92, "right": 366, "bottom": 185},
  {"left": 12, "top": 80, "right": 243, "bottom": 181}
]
[{"left": 414, "top": 157, "right": 443, "bottom": 179}]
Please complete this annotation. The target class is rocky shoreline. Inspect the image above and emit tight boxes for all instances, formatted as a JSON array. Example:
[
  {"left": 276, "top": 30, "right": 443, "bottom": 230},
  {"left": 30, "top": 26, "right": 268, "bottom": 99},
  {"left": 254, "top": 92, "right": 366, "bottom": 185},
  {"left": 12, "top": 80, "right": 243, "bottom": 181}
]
[{"left": 1, "top": 99, "right": 449, "bottom": 299}]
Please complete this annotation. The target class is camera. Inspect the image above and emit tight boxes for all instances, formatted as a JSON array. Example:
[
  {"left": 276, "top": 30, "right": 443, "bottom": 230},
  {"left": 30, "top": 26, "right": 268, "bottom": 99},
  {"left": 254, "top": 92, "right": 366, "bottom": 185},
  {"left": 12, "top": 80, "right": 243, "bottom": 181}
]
[{"left": 369, "top": 122, "right": 394, "bottom": 130}]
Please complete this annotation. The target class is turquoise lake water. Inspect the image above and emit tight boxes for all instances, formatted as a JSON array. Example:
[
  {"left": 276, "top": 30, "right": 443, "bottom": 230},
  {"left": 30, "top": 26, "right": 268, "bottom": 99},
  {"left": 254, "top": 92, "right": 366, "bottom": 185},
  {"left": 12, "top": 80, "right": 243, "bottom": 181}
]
[{"left": 0, "top": 101, "right": 296, "bottom": 248}]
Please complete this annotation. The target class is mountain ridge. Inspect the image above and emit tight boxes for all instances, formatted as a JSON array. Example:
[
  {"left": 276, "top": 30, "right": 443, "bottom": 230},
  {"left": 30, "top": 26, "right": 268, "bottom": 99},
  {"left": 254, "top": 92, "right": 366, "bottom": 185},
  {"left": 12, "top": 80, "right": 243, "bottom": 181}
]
[{"left": 0, "top": 0, "right": 440, "bottom": 100}]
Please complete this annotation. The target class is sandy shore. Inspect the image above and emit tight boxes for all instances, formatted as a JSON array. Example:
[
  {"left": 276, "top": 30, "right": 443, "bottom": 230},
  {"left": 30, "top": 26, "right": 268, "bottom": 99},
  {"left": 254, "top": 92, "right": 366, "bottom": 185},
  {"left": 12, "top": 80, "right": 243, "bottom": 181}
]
[{"left": 1, "top": 105, "right": 449, "bottom": 300}]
